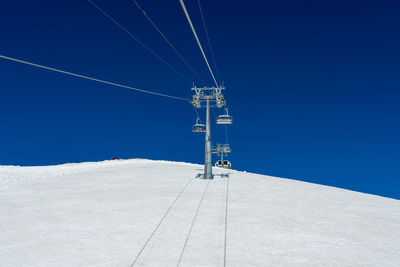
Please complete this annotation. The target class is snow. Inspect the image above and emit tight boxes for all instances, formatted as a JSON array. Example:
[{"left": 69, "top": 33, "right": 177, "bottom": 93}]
[{"left": 0, "top": 159, "right": 399, "bottom": 266}]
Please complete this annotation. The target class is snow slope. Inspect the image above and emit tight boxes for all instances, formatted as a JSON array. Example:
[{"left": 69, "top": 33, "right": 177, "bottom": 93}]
[{"left": 0, "top": 159, "right": 399, "bottom": 266}]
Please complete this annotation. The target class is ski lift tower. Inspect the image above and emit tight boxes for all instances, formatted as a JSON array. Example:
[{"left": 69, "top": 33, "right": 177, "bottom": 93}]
[{"left": 191, "top": 85, "right": 226, "bottom": 179}]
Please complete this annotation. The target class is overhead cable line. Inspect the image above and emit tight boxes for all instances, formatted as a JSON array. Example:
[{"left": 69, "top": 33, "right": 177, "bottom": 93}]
[
  {"left": 197, "top": 0, "right": 220, "bottom": 83},
  {"left": 178, "top": 0, "right": 219, "bottom": 87},
  {"left": 88, "top": 0, "right": 191, "bottom": 84},
  {"left": 0, "top": 54, "right": 189, "bottom": 101},
  {"left": 131, "top": 0, "right": 204, "bottom": 84},
  {"left": 130, "top": 178, "right": 195, "bottom": 266}
]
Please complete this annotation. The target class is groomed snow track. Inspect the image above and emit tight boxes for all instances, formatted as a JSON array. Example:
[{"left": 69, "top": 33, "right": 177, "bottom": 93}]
[
  {"left": 131, "top": 173, "right": 229, "bottom": 267},
  {"left": 1, "top": 159, "right": 400, "bottom": 266}
]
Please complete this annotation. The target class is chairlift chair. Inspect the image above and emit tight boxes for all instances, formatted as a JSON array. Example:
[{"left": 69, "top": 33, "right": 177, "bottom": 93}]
[
  {"left": 192, "top": 118, "right": 206, "bottom": 133},
  {"left": 216, "top": 108, "right": 232, "bottom": 125}
]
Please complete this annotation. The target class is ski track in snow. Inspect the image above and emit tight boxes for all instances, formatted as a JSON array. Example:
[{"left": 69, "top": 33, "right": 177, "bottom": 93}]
[{"left": 0, "top": 159, "right": 399, "bottom": 266}]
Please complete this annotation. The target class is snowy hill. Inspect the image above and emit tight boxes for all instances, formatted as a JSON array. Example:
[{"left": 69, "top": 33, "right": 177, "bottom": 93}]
[{"left": 0, "top": 159, "right": 399, "bottom": 266}]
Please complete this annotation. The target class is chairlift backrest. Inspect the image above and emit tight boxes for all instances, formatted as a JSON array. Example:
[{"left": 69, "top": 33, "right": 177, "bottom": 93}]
[
  {"left": 192, "top": 119, "right": 206, "bottom": 132},
  {"left": 216, "top": 115, "right": 233, "bottom": 125}
]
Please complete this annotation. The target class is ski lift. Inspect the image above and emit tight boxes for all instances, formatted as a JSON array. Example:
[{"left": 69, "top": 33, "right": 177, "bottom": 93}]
[
  {"left": 215, "top": 160, "right": 231, "bottom": 169},
  {"left": 216, "top": 108, "right": 232, "bottom": 125},
  {"left": 192, "top": 118, "right": 206, "bottom": 133}
]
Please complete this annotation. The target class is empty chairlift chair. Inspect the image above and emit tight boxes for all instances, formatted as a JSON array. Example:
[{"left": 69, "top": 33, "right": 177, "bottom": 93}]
[
  {"left": 216, "top": 109, "right": 233, "bottom": 125},
  {"left": 192, "top": 118, "right": 206, "bottom": 133}
]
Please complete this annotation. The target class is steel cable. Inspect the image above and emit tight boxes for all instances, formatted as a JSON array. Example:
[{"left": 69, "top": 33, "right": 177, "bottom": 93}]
[
  {"left": 88, "top": 0, "right": 191, "bottom": 84},
  {"left": 178, "top": 0, "right": 219, "bottom": 87},
  {"left": 131, "top": 0, "right": 204, "bottom": 83},
  {"left": 0, "top": 54, "right": 190, "bottom": 101},
  {"left": 197, "top": 0, "right": 220, "bottom": 83}
]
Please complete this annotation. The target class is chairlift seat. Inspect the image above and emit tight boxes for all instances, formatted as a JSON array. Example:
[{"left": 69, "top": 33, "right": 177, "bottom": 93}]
[
  {"left": 192, "top": 123, "right": 206, "bottom": 133},
  {"left": 216, "top": 115, "right": 233, "bottom": 125}
]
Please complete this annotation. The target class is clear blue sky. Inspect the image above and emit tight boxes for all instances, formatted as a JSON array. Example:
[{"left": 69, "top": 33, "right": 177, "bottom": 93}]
[{"left": 0, "top": 0, "right": 399, "bottom": 199}]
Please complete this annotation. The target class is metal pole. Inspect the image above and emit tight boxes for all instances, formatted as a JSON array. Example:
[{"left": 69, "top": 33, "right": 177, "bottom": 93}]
[{"left": 204, "top": 97, "right": 213, "bottom": 179}]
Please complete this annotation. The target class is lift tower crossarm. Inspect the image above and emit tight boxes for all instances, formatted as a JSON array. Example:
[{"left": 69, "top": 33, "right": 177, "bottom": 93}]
[{"left": 190, "top": 86, "right": 226, "bottom": 109}]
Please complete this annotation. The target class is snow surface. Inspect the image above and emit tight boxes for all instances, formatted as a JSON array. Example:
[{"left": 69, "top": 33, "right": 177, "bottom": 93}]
[{"left": 0, "top": 159, "right": 399, "bottom": 266}]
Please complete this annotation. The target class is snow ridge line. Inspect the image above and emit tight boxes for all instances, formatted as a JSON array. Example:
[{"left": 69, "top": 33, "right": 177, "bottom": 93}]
[
  {"left": 130, "top": 177, "right": 195, "bottom": 267},
  {"left": 176, "top": 179, "right": 211, "bottom": 267}
]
